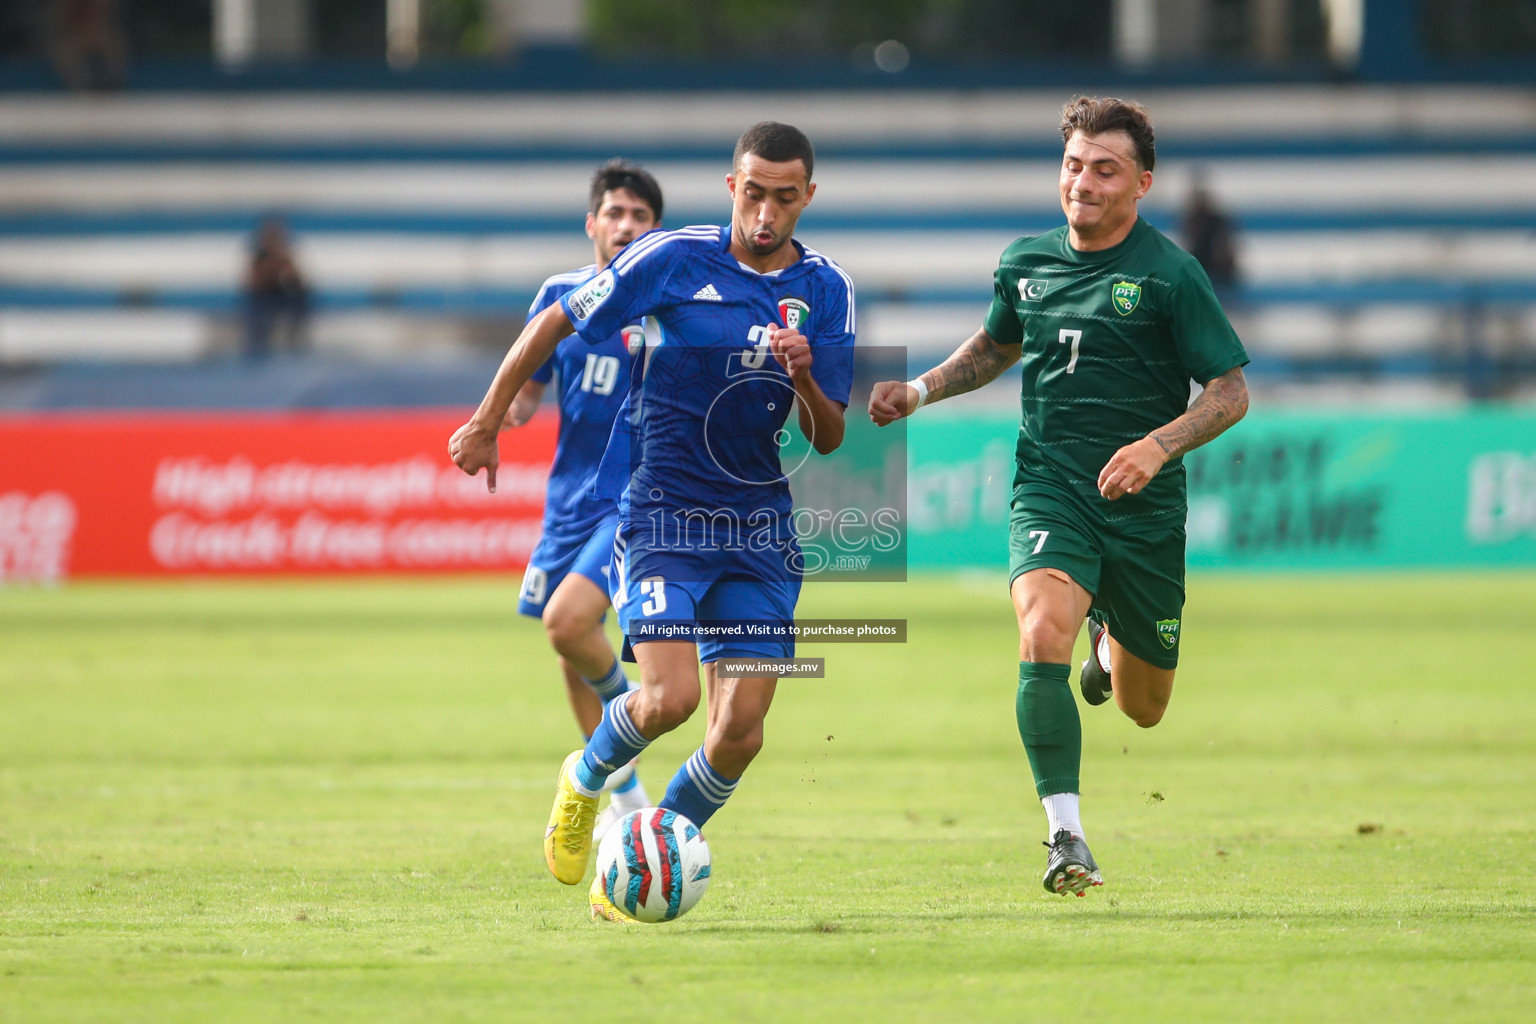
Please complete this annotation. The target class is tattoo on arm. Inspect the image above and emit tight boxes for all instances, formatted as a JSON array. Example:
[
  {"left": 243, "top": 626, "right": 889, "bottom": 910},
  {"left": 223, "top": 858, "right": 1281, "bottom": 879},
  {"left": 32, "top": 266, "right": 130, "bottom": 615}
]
[
  {"left": 922, "top": 329, "right": 1020, "bottom": 404},
  {"left": 1149, "top": 367, "right": 1249, "bottom": 459}
]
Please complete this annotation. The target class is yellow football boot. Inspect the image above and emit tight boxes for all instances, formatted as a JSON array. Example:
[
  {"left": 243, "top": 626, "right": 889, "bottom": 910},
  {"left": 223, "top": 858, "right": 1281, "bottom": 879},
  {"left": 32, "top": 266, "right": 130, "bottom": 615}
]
[
  {"left": 544, "top": 750, "right": 599, "bottom": 885},
  {"left": 589, "top": 873, "right": 635, "bottom": 924}
]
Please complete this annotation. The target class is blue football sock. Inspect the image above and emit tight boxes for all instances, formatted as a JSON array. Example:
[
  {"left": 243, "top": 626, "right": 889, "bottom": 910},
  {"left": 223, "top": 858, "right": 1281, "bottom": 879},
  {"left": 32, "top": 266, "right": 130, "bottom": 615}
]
[
  {"left": 584, "top": 659, "right": 630, "bottom": 703},
  {"left": 575, "top": 690, "right": 650, "bottom": 793},
  {"left": 659, "top": 747, "right": 738, "bottom": 827}
]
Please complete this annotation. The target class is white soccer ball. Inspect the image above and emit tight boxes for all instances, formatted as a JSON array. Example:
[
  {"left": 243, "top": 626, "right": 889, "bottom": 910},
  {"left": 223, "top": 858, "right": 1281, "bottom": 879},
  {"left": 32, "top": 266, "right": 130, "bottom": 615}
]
[{"left": 592, "top": 807, "right": 711, "bottom": 923}]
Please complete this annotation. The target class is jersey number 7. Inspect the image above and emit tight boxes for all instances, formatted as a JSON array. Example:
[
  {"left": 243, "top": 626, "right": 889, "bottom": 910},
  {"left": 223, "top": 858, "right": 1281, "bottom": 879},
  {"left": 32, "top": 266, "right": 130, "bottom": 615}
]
[{"left": 1058, "top": 329, "right": 1082, "bottom": 374}]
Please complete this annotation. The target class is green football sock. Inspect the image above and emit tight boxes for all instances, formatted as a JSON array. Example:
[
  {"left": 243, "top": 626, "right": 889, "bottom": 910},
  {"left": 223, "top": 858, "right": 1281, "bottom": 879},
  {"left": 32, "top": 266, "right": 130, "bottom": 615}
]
[{"left": 1016, "top": 661, "right": 1081, "bottom": 797}]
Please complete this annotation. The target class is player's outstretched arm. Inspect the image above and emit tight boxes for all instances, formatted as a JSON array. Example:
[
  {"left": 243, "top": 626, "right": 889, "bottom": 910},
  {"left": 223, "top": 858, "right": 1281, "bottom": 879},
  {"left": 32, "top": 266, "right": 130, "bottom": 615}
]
[
  {"left": 1097, "top": 365, "right": 1249, "bottom": 501},
  {"left": 448, "top": 303, "right": 576, "bottom": 492},
  {"left": 868, "top": 327, "right": 1020, "bottom": 426}
]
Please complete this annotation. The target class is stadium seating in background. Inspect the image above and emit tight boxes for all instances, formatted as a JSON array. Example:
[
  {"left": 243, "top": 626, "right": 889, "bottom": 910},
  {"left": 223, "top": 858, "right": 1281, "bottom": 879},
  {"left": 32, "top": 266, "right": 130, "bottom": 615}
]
[{"left": 2, "top": 87, "right": 1535, "bottom": 403}]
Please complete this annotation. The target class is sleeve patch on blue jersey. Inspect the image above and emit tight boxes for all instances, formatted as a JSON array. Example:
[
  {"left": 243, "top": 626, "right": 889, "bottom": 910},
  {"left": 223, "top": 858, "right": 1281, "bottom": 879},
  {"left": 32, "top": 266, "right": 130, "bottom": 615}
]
[{"left": 567, "top": 268, "right": 616, "bottom": 321}]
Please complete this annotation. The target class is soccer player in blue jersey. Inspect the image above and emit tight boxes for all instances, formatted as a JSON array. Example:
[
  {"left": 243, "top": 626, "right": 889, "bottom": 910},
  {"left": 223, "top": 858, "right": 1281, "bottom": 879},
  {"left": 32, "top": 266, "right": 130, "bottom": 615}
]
[
  {"left": 449, "top": 122, "right": 856, "bottom": 920},
  {"left": 505, "top": 160, "right": 664, "bottom": 832}
]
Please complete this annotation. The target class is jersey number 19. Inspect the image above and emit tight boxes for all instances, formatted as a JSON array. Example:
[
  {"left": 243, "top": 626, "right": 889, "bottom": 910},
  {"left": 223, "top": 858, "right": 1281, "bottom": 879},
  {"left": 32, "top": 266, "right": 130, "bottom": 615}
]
[{"left": 580, "top": 353, "right": 620, "bottom": 395}]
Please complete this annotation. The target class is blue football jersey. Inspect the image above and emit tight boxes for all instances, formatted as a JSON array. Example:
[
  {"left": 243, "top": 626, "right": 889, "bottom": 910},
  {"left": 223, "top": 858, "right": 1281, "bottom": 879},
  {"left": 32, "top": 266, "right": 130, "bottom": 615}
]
[
  {"left": 559, "top": 225, "right": 856, "bottom": 544},
  {"left": 527, "top": 266, "right": 639, "bottom": 539}
]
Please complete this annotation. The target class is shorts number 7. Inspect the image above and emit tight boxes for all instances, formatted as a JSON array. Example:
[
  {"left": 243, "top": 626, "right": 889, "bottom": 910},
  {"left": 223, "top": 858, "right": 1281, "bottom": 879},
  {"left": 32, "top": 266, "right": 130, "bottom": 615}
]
[{"left": 1028, "top": 530, "right": 1049, "bottom": 554}]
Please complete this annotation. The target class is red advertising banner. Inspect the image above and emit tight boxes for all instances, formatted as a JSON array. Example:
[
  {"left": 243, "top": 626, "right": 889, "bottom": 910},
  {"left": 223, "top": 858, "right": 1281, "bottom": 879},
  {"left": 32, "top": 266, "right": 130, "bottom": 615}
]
[{"left": 0, "top": 410, "right": 555, "bottom": 581}]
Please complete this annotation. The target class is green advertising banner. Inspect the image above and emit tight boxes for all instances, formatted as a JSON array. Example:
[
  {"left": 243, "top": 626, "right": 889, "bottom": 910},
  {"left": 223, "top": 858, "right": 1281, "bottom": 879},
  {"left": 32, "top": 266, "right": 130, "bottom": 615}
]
[{"left": 908, "top": 409, "right": 1536, "bottom": 571}]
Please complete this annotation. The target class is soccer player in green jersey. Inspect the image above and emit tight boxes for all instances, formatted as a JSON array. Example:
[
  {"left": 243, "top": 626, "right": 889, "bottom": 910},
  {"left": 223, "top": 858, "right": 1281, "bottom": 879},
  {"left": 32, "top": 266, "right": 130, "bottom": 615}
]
[{"left": 869, "top": 96, "right": 1249, "bottom": 896}]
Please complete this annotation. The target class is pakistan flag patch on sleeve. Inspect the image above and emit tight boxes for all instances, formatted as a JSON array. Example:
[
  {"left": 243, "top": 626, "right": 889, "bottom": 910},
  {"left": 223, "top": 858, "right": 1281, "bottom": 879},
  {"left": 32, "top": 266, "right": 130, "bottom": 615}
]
[
  {"left": 1156, "top": 618, "right": 1180, "bottom": 650},
  {"left": 1111, "top": 280, "right": 1141, "bottom": 316}
]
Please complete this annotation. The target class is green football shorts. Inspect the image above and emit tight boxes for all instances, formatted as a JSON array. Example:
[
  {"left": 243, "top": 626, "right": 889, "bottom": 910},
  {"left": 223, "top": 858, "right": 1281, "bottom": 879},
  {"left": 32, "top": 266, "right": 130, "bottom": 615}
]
[{"left": 1007, "top": 477, "right": 1187, "bottom": 670}]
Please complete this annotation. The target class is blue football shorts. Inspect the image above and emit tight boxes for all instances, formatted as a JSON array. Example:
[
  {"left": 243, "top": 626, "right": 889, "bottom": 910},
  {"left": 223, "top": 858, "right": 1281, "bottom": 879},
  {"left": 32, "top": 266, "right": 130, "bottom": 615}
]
[
  {"left": 609, "top": 522, "right": 802, "bottom": 664},
  {"left": 517, "top": 511, "right": 620, "bottom": 619}
]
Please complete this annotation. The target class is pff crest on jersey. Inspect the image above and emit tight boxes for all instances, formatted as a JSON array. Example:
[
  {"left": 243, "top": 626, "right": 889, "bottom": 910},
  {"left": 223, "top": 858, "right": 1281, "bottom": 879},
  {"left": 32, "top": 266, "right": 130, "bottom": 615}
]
[
  {"left": 1110, "top": 280, "right": 1141, "bottom": 316},
  {"left": 778, "top": 297, "right": 810, "bottom": 331}
]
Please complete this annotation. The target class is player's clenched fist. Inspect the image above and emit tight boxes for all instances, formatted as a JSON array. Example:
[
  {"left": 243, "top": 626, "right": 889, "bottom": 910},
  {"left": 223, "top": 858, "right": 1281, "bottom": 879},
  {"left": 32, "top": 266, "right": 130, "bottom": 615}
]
[
  {"left": 448, "top": 420, "right": 500, "bottom": 493},
  {"left": 867, "top": 380, "right": 920, "bottom": 426},
  {"left": 767, "top": 323, "right": 812, "bottom": 380}
]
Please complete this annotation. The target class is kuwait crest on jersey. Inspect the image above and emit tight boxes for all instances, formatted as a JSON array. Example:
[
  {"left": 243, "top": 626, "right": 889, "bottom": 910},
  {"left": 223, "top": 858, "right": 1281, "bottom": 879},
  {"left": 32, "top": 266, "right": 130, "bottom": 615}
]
[
  {"left": 1110, "top": 280, "right": 1142, "bottom": 316},
  {"left": 778, "top": 297, "right": 810, "bottom": 331},
  {"left": 621, "top": 323, "right": 645, "bottom": 356}
]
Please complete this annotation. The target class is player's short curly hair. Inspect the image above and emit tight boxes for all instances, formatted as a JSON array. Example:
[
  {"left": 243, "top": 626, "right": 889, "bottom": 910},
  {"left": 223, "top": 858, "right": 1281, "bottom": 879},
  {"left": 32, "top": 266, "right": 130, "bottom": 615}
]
[
  {"left": 733, "top": 121, "right": 815, "bottom": 182},
  {"left": 588, "top": 160, "right": 664, "bottom": 221},
  {"left": 1059, "top": 96, "right": 1156, "bottom": 173}
]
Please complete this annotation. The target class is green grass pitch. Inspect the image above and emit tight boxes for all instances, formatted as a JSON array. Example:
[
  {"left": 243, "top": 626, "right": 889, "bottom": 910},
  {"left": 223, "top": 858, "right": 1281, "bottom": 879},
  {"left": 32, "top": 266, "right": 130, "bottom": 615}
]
[{"left": 2, "top": 573, "right": 1534, "bottom": 1023}]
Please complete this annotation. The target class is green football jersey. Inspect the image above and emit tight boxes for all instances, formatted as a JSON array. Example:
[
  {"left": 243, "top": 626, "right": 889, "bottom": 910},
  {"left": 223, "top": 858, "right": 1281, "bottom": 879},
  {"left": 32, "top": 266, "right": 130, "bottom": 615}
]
[{"left": 983, "top": 217, "right": 1248, "bottom": 526}]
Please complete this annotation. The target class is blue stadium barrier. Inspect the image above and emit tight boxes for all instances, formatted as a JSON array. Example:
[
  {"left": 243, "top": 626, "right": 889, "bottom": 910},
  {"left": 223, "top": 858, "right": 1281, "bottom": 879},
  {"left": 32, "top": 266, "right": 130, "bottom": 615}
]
[
  {"left": 4, "top": 136, "right": 1536, "bottom": 165},
  {"left": 3, "top": 209, "right": 1535, "bottom": 237},
  {"left": 0, "top": 54, "right": 1410, "bottom": 96},
  {"left": 2, "top": 351, "right": 1530, "bottom": 413},
  {"left": 0, "top": 357, "right": 505, "bottom": 411},
  {"left": 5, "top": 279, "right": 1536, "bottom": 315}
]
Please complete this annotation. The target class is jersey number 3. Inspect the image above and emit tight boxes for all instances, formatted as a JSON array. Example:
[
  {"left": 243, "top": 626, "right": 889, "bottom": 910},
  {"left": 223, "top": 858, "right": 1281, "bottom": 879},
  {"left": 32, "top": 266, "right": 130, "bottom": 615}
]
[{"left": 741, "top": 325, "right": 773, "bottom": 370}]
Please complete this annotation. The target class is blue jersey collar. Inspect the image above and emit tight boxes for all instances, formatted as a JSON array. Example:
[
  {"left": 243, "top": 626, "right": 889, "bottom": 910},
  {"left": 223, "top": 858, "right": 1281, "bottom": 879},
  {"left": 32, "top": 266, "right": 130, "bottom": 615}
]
[{"left": 719, "top": 224, "right": 808, "bottom": 278}]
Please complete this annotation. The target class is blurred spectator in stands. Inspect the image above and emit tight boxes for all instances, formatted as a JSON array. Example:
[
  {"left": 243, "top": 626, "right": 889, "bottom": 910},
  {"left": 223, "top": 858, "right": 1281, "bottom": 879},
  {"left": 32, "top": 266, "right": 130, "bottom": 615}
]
[
  {"left": 50, "top": 0, "right": 127, "bottom": 92},
  {"left": 243, "top": 218, "right": 310, "bottom": 360},
  {"left": 1180, "top": 172, "right": 1240, "bottom": 296}
]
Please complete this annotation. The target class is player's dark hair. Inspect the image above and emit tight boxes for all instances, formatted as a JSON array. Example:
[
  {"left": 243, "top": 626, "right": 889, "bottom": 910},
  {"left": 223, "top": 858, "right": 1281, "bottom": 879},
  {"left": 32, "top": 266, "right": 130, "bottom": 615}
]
[
  {"left": 588, "top": 159, "right": 664, "bottom": 221},
  {"left": 1059, "top": 96, "right": 1156, "bottom": 173},
  {"left": 733, "top": 121, "right": 815, "bottom": 182}
]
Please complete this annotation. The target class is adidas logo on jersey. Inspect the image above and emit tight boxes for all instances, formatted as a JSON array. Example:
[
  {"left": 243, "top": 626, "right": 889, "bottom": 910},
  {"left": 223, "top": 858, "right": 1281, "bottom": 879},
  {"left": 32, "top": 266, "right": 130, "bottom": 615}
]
[{"left": 692, "top": 283, "right": 724, "bottom": 301}]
